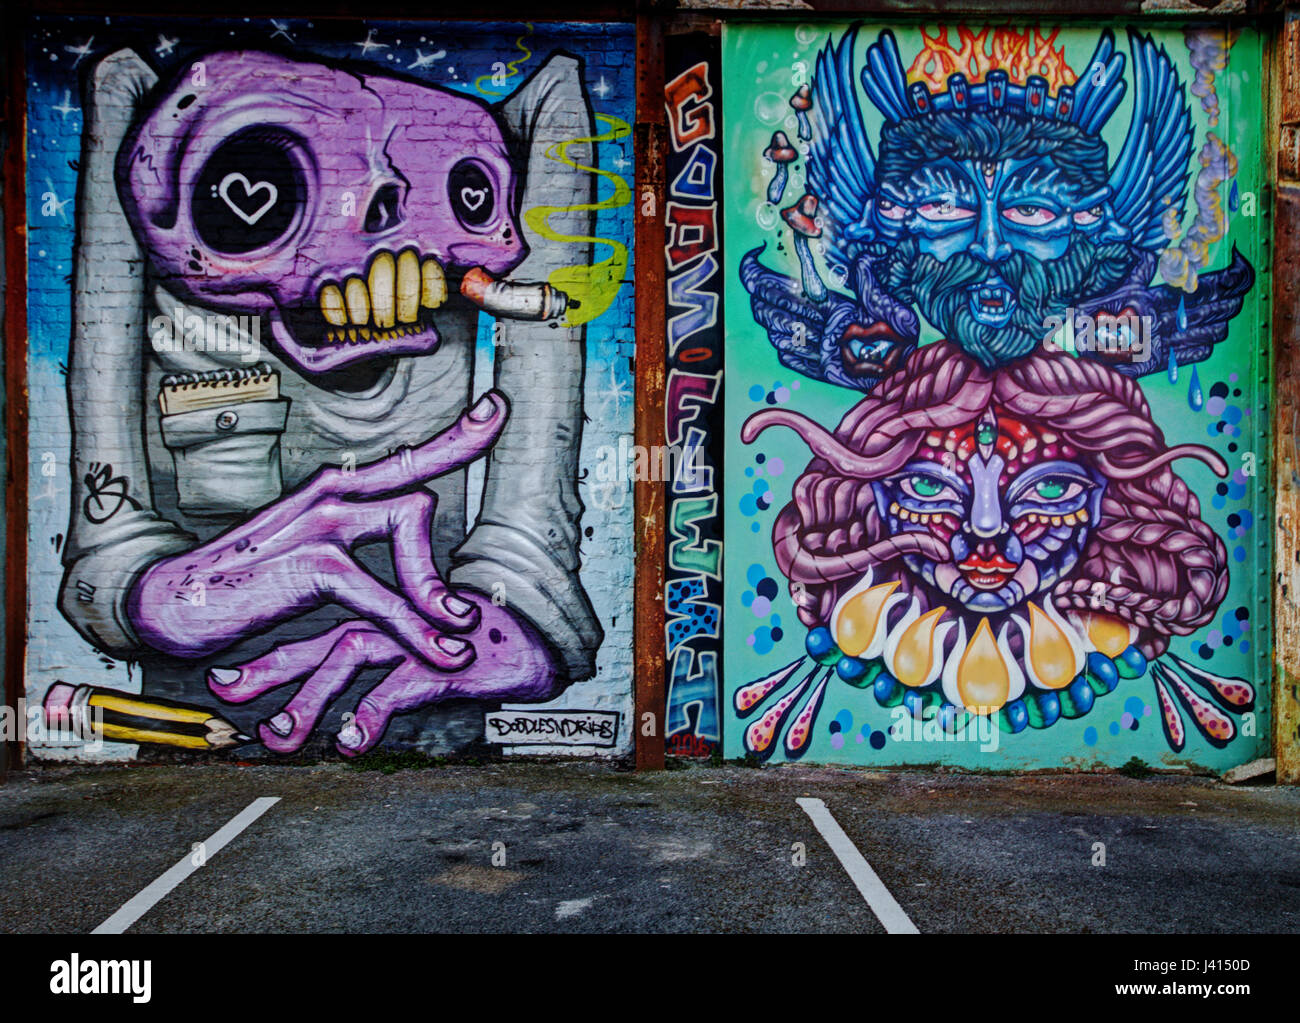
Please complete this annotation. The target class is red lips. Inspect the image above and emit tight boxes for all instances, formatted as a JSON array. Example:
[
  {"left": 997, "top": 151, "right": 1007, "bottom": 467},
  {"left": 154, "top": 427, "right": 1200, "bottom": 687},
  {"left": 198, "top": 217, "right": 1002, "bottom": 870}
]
[{"left": 957, "top": 551, "right": 1017, "bottom": 590}]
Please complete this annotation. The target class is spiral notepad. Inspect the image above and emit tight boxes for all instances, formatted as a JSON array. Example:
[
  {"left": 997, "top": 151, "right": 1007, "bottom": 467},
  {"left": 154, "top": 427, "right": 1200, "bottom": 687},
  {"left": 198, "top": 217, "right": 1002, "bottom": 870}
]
[{"left": 158, "top": 364, "right": 280, "bottom": 416}]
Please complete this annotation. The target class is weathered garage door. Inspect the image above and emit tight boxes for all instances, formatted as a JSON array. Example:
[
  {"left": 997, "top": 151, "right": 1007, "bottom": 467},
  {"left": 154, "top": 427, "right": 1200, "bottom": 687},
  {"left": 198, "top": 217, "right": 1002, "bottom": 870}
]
[{"left": 722, "top": 21, "right": 1271, "bottom": 770}]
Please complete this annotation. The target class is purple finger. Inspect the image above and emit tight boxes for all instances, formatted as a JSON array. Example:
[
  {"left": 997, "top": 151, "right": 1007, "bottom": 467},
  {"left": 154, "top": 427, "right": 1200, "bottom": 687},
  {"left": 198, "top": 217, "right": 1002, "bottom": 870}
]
[
  {"left": 208, "top": 621, "right": 360, "bottom": 703},
  {"left": 339, "top": 491, "right": 480, "bottom": 632},
  {"left": 311, "top": 390, "right": 509, "bottom": 501},
  {"left": 336, "top": 661, "right": 454, "bottom": 757},
  {"left": 327, "top": 560, "right": 476, "bottom": 671},
  {"left": 260, "top": 625, "right": 406, "bottom": 754}
]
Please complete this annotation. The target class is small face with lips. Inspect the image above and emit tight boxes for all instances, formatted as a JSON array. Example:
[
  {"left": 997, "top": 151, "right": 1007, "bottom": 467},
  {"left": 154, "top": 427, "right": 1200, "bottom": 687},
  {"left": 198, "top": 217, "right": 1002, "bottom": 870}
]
[
  {"left": 120, "top": 51, "right": 527, "bottom": 377},
  {"left": 870, "top": 410, "right": 1106, "bottom": 613}
]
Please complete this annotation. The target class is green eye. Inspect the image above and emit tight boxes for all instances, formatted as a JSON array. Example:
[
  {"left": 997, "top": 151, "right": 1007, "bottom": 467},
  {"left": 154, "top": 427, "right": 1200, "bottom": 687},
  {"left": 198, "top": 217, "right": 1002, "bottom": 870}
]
[
  {"left": 1035, "top": 480, "right": 1066, "bottom": 500},
  {"left": 911, "top": 475, "right": 943, "bottom": 497}
]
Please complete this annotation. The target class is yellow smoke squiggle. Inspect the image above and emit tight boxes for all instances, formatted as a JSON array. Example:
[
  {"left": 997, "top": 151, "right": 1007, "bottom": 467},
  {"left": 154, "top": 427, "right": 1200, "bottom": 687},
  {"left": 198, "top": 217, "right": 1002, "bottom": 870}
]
[
  {"left": 524, "top": 113, "right": 631, "bottom": 327},
  {"left": 475, "top": 25, "right": 533, "bottom": 97}
]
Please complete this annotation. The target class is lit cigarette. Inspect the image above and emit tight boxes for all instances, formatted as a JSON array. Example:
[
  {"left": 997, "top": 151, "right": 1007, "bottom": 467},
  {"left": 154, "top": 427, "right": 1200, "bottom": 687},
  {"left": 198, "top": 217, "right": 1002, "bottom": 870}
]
[{"left": 459, "top": 267, "right": 575, "bottom": 321}]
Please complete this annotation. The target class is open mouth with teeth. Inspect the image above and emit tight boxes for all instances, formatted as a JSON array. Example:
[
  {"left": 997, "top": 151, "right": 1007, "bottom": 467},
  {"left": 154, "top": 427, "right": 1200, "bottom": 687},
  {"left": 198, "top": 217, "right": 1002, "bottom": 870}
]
[
  {"left": 270, "top": 248, "right": 452, "bottom": 374},
  {"left": 839, "top": 322, "right": 913, "bottom": 379},
  {"left": 957, "top": 552, "right": 1018, "bottom": 590},
  {"left": 967, "top": 278, "right": 1018, "bottom": 328}
]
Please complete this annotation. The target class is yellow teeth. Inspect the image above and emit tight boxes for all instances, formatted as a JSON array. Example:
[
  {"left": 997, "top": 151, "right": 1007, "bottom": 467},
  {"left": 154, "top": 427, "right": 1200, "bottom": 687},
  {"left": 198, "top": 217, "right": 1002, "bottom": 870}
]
[
  {"left": 397, "top": 249, "right": 421, "bottom": 323},
  {"left": 317, "top": 250, "right": 448, "bottom": 344},
  {"left": 421, "top": 257, "right": 446, "bottom": 309},
  {"left": 344, "top": 278, "right": 370, "bottom": 326},
  {"left": 368, "top": 252, "right": 396, "bottom": 328},
  {"left": 319, "top": 284, "right": 346, "bottom": 326}
]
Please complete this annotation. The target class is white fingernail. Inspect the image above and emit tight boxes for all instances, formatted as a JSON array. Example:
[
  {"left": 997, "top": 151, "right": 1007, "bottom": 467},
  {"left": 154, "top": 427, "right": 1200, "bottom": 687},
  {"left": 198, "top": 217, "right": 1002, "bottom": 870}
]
[
  {"left": 468, "top": 393, "right": 496, "bottom": 421},
  {"left": 209, "top": 667, "right": 240, "bottom": 686},
  {"left": 338, "top": 723, "right": 364, "bottom": 749},
  {"left": 444, "top": 594, "right": 474, "bottom": 617},
  {"left": 267, "top": 712, "right": 294, "bottom": 736},
  {"left": 436, "top": 635, "right": 469, "bottom": 655}
]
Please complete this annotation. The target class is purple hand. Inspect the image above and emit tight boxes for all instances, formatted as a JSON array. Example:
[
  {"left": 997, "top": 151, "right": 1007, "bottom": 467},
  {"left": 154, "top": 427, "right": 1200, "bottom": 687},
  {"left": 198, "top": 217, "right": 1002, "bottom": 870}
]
[
  {"left": 207, "top": 601, "right": 559, "bottom": 756},
  {"left": 127, "top": 390, "right": 511, "bottom": 672}
]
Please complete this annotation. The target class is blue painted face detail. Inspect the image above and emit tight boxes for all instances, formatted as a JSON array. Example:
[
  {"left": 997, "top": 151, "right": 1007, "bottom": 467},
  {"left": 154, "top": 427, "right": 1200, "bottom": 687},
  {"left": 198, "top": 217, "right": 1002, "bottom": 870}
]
[
  {"left": 870, "top": 450, "right": 1106, "bottom": 614},
  {"left": 875, "top": 155, "right": 1088, "bottom": 329}
]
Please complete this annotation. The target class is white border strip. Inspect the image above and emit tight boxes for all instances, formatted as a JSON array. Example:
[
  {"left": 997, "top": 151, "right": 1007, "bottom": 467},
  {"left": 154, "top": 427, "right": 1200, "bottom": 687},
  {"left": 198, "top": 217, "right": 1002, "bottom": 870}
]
[
  {"left": 92, "top": 796, "right": 280, "bottom": 934},
  {"left": 797, "top": 797, "right": 919, "bottom": 934}
]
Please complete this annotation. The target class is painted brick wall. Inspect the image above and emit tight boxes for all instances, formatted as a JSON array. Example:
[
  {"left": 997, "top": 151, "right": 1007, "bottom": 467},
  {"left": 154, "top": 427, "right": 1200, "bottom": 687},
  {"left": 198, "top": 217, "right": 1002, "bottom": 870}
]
[{"left": 24, "top": 16, "right": 637, "bottom": 761}]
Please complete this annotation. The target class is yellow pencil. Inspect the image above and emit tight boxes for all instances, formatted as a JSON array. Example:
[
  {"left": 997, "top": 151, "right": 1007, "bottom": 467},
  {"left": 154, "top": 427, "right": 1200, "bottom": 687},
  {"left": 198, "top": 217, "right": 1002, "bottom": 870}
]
[{"left": 43, "top": 682, "right": 253, "bottom": 751}]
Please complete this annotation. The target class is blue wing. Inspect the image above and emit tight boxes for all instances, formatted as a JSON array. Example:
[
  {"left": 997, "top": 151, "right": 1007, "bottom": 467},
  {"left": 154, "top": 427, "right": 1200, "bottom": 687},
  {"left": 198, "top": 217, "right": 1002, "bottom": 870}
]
[
  {"left": 1107, "top": 30, "right": 1192, "bottom": 251},
  {"left": 806, "top": 24, "right": 877, "bottom": 270}
]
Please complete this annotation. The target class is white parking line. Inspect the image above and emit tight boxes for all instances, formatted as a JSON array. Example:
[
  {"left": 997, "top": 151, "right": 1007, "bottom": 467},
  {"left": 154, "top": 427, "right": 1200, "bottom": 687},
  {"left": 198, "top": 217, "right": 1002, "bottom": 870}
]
[
  {"left": 92, "top": 796, "right": 280, "bottom": 935},
  {"left": 797, "top": 797, "right": 919, "bottom": 934}
]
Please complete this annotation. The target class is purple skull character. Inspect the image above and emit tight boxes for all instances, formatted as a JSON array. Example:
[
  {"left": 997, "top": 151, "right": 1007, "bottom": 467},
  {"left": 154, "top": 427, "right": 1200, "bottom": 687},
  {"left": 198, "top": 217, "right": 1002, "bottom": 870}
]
[{"left": 119, "top": 51, "right": 529, "bottom": 374}]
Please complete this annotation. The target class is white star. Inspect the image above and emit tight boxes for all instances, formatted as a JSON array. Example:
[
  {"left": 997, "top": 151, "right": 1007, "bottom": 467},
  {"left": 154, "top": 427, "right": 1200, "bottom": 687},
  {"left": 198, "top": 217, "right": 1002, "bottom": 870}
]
[
  {"left": 270, "top": 20, "right": 294, "bottom": 42},
  {"left": 65, "top": 37, "right": 94, "bottom": 68},
  {"left": 52, "top": 90, "right": 77, "bottom": 119},
  {"left": 355, "top": 29, "right": 388, "bottom": 56},
  {"left": 613, "top": 151, "right": 630, "bottom": 171},
  {"left": 591, "top": 75, "right": 611, "bottom": 99},
  {"left": 407, "top": 48, "right": 445, "bottom": 70},
  {"left": 155, "top": 34, "right": 177, "bottom": 57},
  {"left": 595, "top": 362, "right": 630, "bottom": 417}
]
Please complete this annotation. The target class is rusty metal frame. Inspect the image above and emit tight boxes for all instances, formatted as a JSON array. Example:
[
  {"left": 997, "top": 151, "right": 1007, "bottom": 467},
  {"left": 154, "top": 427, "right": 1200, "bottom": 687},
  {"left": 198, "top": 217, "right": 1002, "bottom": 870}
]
[
  {"left": 3, "top": 7, "right": 29, "bottom": 779},
  {"left": 634, "top": 7, "right": 668, "bottom": 770}
]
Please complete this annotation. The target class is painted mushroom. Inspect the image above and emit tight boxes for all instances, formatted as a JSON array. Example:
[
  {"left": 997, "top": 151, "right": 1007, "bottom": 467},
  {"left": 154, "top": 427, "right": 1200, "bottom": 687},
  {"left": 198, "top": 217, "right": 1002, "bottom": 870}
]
[
  {"left": 790, "top": 84, "right": 813, "bottom": 141},
  {"left": 782, "top": 193, "right": 827, "bottom": 303},
  {"left": 762, "top": 130, "right": 798, "bottom": 204}
]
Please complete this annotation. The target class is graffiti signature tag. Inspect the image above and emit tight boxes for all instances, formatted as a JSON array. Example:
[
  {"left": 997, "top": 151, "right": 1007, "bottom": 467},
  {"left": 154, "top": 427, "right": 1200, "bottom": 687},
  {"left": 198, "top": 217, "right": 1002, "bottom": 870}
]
[{"left": 82, "top": 462, "right": 141, "bottom": 523}]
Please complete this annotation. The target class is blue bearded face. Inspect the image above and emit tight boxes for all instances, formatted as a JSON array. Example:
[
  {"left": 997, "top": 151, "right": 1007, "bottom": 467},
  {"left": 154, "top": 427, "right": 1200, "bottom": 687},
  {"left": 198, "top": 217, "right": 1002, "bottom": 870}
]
[
  {"left": 867, "top": 111, "right": 1136, "bottom": 365},
  {"left": 738, "top": 26, "right": 1254, "bottom": 389},
  {"left": 875, "top": 156, "right": 1101, "bottom": 328}
]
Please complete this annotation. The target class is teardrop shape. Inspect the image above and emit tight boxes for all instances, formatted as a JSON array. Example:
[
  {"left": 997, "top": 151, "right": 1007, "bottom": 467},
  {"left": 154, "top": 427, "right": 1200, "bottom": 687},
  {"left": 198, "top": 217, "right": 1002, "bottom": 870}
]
[
  {"left": 1153, "top": 674, "right": 1186, "bottom": 752},
  {"left": 783, "top": 675, "right": 829, "bottom": 758},
  {"left": 834, "top": 580, "right": 900, "bottom": 658},
  {"left": 1188, "top": 364, "right": 1204, "bottom": 411},
  {"left": 734, "top": 656, "right": 804, "bottom": 717},
  {"left": 1076, "top": 611, "right": 1133, "bottom": 658},
  {"left": 1166, "top": 345, "right": 1178, "bottom": 384},
  {"left": 1176, "top": 293, "right": 1188, "bottom": 332},
  {"left": 891, "top": 606, "right": 948, "bottom": 688},
  {"left": 1229, "top": 179, "right": 1239, "bottom": 212},
  {"left": 1167, "top": 670, "right": 1236, "bottom": 748},
  {"left": 1028, "top": 602, "right": 1080, "bottom": 690},
  {"left": 744, "top": 669, "right": 814, "bottom": 758},
  {"left": 956, "top": 618, "right": 1010, "bottom": 714}
]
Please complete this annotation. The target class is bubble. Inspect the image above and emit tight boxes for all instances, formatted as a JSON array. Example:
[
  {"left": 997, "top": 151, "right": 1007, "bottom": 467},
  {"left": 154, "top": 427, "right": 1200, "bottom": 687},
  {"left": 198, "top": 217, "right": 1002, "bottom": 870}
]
[
  {"left": 767, "top": 457, "right": 785, "bottom": 477},
  {"left": 747, "top": 564, "right": 766, "bottom": 586},
  {"left": 754, "top": 91, "right": 787, "bottom": 125},
  {"left": 831, "top": 734, "right": 845, "bottom": 750},
  {"left": 794, "top": 23, "right": 819, "bottom": 45},
  {"left": 774, "top": 387, "right": 791, "bottom": 403},
  {"left": 741, "top": 590, "right": 754, "bottom": 608},
  {"left": 749, "top": 384, "right": 764, "bottom": 401},
  {"left": 1084, "top": 726, "right": 1098, "bottom": 746},
  {"left": 756, "top": 204, "right": 779, "bottom": 230},
  {"left": 751, "top": 596, "right": 772, "bottom": 617},
  {"left": 869, "top": 730, "right": 887, "bottom": 750}
]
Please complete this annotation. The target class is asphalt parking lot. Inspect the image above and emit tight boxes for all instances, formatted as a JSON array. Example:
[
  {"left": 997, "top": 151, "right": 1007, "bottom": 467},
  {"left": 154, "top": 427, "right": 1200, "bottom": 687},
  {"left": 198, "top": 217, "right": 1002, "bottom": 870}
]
[{"left": 1, "top": 761, "right": 1298, "bottom": 933}]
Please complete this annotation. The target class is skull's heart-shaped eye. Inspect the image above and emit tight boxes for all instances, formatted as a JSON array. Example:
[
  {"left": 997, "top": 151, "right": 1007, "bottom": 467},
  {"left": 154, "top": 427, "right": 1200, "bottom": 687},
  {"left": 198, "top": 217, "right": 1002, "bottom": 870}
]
[
  {"left": 448, "top": 159, "right": 495, "bottom": 229},
  {"left": 192, "top": 128, "right": 307, "bottom": 254}
]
